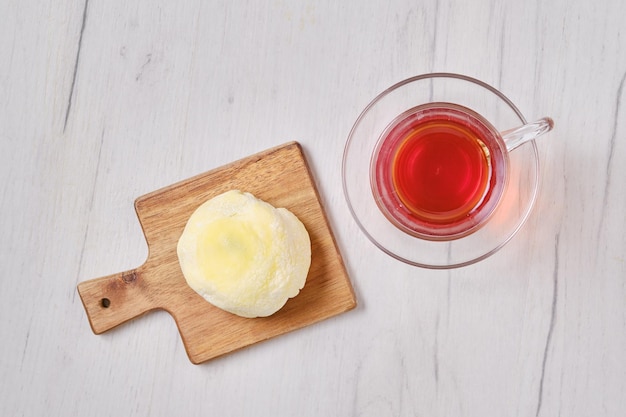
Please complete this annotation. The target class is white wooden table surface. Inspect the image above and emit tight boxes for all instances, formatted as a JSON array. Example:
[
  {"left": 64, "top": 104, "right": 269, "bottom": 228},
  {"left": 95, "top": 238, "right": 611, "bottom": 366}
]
[{"left": 2, "top": 0, "right": 625, "bottom": 416}]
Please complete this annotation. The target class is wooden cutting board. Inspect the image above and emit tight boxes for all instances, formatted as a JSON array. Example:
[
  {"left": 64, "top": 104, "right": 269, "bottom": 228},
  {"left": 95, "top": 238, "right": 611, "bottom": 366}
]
[{"left": 77, "top": 142, "right": 356, "bottom": 364}]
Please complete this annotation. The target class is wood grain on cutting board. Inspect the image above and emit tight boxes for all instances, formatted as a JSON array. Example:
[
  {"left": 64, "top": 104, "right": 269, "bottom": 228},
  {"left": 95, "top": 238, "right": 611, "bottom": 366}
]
[{"left": 77, "top": 142, "right": 356, "bottom": 364}]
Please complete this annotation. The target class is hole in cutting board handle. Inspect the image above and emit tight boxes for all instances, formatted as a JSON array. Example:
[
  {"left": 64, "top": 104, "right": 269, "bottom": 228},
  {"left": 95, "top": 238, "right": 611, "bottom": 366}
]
[{"left": 100, "top": 298, "right": 111, "bottom": 308}]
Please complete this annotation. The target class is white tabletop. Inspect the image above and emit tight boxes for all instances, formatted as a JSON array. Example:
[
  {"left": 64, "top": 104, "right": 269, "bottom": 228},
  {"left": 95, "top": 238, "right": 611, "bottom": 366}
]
[{"left": 2, "top": 1, "right": 625, "bottom": 416}]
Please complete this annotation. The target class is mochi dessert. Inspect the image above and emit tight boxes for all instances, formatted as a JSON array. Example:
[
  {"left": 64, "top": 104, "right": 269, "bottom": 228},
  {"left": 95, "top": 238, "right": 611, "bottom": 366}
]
[{"left": 177, "top": 190, "right": 311, "bottom": 318}]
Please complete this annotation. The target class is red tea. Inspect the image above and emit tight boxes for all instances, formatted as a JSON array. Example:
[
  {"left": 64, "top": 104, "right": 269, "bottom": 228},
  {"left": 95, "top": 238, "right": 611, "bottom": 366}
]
[{"left": 371, "top": 103, "right": 508, "bottom": 240}]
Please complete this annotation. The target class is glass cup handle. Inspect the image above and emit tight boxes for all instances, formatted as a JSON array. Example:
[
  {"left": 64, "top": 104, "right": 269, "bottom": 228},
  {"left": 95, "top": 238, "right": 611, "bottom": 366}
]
[{"left": 501, "top": 117, "right": 554, "bottom": 152}]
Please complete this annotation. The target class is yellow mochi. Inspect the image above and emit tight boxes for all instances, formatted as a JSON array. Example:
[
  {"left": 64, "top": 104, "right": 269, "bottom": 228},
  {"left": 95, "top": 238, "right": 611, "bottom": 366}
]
[{"left": 177, "top": 190, "right": 311, "bottom": 318}]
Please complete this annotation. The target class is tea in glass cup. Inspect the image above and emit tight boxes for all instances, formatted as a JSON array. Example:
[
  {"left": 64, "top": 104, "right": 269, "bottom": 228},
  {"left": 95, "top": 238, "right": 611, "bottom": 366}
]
[
  {"left": 371, "top": 102, "right": 508, "bottom": 241},
  {"left": 342, "top": 73, "right": 554, "bottom": 267}
]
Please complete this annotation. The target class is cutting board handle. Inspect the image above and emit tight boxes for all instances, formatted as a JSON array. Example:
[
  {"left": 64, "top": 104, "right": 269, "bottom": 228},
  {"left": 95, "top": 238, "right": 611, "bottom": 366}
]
[{"left": 77, "top": 268, "right": 157, "bottom": 334}]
